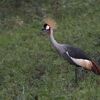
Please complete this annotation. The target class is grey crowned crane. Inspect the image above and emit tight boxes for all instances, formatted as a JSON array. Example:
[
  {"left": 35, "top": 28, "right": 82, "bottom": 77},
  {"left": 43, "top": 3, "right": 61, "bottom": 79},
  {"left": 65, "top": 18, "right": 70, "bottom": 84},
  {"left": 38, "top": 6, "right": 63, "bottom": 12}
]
[{"left": 42, "top": 18, "right": 100, "bottom": 82}]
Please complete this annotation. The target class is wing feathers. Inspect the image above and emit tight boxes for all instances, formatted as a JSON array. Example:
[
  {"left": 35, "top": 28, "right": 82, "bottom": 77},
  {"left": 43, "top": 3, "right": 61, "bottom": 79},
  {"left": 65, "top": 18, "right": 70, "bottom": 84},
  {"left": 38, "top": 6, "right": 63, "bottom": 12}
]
[
  {"left": 70, "top": 57, "right": 92, "bottom": 70},
  {"left": 66, "top": 52, "right": 100, "bottom": 75},
  {"left": 66, "top": 51, "right": 92, "bottom": 70},
  {"left": 66, "top": 52, "right": 92, "bottom": 70},
  {"left": 91, "top": 61, "right": 100, "bottom": 75}
]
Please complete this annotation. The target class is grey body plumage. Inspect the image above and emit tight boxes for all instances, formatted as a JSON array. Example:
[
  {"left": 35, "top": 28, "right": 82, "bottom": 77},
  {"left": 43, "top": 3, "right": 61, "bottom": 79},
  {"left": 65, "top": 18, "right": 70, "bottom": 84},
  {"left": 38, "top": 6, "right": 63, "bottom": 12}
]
[{"left": 49, "top": 28, "right": 89, "bottom": 67}]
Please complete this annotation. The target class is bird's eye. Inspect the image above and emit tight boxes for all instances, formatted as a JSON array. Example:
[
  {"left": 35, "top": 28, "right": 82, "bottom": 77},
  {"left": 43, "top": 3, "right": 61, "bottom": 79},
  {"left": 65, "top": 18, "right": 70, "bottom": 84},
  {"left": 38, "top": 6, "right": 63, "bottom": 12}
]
[
  {"left": 42, "top": 23, "right": 50, "bottom": 32},
  {"left": 46, "top": 25, "right": 50, "bottom": 30}
]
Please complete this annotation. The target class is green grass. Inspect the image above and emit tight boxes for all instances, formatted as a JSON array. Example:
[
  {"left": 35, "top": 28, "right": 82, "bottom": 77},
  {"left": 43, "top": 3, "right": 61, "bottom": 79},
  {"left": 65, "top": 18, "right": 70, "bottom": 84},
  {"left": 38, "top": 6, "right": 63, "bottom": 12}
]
[{"left": 0, "top": 0, "right": 100, "bottom": 100}]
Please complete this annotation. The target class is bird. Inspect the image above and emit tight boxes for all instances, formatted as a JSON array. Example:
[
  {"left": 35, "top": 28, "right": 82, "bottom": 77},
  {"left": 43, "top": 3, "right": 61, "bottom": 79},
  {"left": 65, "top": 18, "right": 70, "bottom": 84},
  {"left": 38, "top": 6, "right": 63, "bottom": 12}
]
[{"left": 42, "top": 18, "right": 100, "bottom": 82}]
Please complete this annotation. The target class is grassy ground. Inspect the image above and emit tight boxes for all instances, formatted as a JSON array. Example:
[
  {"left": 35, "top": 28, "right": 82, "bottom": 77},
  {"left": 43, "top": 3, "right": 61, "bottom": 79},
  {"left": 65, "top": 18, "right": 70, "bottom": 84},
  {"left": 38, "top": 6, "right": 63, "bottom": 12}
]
[{"left": 0, "top": 0, "right": 100, "bottom": 100}]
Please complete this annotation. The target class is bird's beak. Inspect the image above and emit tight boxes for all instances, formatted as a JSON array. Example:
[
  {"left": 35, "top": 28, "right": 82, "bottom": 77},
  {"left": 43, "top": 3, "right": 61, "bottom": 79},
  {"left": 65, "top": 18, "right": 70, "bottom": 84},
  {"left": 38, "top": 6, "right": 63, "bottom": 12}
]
[
  {"left": 42, "top": 28, "right": 48, "bottom": 32},
  {"left": 41, "top": 28, "right": 46, "bottom": 35},
  {"left": 42, "top": 28, "right": 44, "bottom": 31},
  {"left": 42, "top": 28, "right": 46, "bottom": 31}
]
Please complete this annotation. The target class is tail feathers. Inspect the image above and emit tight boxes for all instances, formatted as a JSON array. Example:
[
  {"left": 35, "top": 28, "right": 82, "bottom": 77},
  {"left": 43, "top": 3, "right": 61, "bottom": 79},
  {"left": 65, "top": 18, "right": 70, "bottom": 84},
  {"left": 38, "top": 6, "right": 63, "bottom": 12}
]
[{"left": 91, "top": 61, "right": 100, "bottom": 75}]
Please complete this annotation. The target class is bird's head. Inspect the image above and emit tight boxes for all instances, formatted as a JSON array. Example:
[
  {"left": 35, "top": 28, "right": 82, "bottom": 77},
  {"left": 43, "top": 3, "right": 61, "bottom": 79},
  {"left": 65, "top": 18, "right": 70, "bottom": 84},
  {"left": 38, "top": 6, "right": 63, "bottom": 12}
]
[
  {"left": 42, "top": 23, "right": 51, "bottom": 33},
  {"left": 42, "top": 18, "right": 57, "bottom": 35}
]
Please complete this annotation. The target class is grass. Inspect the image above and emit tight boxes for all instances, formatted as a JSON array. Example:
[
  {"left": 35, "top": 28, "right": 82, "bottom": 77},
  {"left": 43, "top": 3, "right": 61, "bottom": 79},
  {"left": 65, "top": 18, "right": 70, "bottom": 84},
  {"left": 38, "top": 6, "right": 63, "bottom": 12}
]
[{"left": 0, "top": 0, "right": 100, "bottom": 100}]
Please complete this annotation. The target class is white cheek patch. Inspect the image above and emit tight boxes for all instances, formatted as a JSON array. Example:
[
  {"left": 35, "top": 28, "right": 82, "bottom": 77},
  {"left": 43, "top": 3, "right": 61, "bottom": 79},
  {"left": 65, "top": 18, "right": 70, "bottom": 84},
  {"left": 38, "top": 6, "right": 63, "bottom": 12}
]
[
  {"left": 46, "top": 25, "right": 50, "bottom": 30},
  {"left": 66, "top": 52, "right": 92, "bottom": 70}
]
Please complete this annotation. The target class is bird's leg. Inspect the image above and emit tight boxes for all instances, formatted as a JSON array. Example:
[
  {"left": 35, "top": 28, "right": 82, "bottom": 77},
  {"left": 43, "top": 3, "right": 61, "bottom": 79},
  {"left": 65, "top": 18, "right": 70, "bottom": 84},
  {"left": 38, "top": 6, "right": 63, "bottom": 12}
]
[
  {"left": 75, "top": 67, "right": 78, "bottom": 85},
  {"left": 78, "top": 67, "right": 85, "bottom": 80},
  {"left": 75, "top": 67, "right": 85, "bottom": 83}
]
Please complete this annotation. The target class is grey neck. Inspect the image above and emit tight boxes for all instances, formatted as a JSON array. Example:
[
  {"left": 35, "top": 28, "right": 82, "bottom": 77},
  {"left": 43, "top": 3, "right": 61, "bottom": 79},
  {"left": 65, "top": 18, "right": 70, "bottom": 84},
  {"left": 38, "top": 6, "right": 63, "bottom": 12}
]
[{"left": 49, "top": 29, "right": 61, "bottom": 48}]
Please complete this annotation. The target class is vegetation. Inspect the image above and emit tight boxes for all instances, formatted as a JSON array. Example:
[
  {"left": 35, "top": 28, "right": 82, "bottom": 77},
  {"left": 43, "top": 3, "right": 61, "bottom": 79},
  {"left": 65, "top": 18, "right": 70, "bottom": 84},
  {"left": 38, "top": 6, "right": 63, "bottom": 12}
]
[{"left": 0, "top": 0, "right": 100, "bottom": 100}]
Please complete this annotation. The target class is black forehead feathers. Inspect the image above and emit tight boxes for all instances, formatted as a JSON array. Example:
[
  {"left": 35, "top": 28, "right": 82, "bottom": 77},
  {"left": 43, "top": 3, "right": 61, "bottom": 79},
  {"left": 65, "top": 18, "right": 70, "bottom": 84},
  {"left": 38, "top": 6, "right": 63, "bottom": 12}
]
[{"left": 44, "top": 23, "right": 48, "bottom": 28}]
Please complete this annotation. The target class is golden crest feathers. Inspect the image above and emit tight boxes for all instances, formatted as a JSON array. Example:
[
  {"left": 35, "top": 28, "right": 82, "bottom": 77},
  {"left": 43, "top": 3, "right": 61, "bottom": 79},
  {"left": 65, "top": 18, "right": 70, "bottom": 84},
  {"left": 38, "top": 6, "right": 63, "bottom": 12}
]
[{"left": 43, "top": 17, "right": 57, "bottom": 29}]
